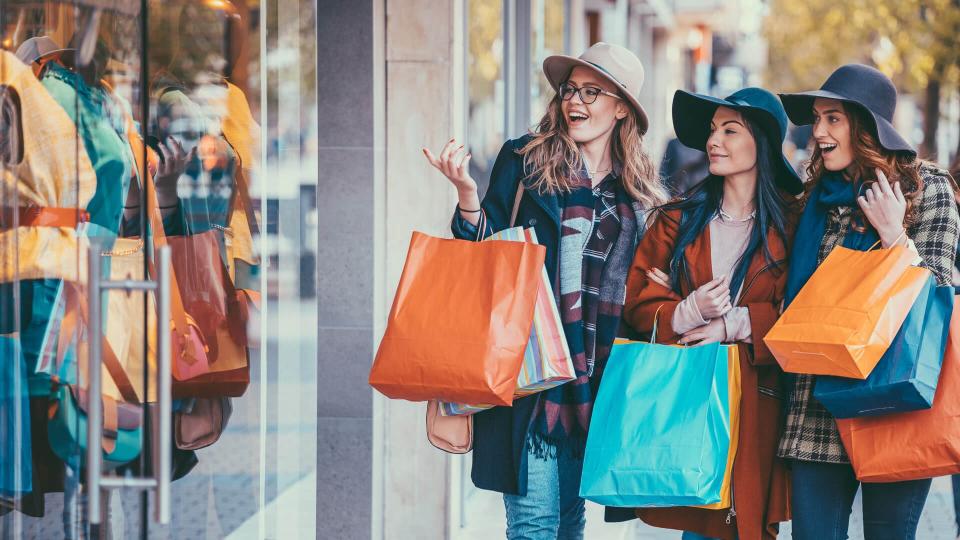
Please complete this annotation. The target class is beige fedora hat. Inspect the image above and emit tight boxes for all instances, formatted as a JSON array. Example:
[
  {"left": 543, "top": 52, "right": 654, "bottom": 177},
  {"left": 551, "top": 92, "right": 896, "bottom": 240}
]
[
  {"left": 15, "top": 36, "right": 74, "bottom": 65},
  {"left": 543, "top": 42, "right": 649, "bottom": 133}
]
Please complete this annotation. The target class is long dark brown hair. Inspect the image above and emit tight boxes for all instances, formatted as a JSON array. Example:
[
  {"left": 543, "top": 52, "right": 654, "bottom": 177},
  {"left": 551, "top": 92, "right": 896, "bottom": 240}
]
[
  {"left": 804, "top": 102, "right": 924, "bottom": 230},
  {"left": 517, "top": 91, "right": 668, "bottom": 209}
]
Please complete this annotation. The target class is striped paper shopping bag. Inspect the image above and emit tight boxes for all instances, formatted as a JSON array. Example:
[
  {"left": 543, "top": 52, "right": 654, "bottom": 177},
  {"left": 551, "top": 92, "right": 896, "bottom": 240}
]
[{"left": 440, "top": 227, "right": 574, "bottom": 416}]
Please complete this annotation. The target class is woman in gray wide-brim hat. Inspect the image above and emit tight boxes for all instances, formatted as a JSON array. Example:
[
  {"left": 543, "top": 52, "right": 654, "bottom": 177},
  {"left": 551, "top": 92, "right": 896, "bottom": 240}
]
[
  {"left": 420, "top": 42, "right": 667, "bottom": 539},
  {"left": 776, "top": 63, "right": 960, "bottom": 540}
]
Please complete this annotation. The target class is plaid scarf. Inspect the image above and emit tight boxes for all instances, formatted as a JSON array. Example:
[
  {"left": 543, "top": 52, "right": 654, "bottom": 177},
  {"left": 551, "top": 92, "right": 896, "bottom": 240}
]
[{"left": 528, "top": 173, "right": 639, "bottom": 459}]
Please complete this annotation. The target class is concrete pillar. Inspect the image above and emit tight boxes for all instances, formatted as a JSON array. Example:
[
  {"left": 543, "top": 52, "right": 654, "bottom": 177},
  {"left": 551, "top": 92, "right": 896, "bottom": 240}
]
[
  {"left": 316, "top": 1, "right": 376, "bottom": 538},
  {"left": 373, "top": 0, "right": 464, "bottom": 538}
]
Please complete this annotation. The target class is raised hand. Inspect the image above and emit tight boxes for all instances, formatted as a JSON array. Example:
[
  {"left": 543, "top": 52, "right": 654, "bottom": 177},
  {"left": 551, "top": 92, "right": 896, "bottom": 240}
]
[
  {"left": 155, "top": 137, "right": 196, "bottom": 208},
  {"left": 422, "top": 138, "right": 476, "bottom": 195},
  {"left": 423, "top": 138, "right": 481, "bottom": 224},
  {"left": 857, "top": 168, "right": 907, "bottom": 248}
]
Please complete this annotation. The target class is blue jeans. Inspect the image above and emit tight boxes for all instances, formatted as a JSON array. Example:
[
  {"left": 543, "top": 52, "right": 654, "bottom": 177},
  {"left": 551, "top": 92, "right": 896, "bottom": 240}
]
[
  {"left": 681, "top": 532, "right": 723, "bottom": 540},
  {"left": 952, "top": 474, "right": 960, "bottom": 534},
  {"left": 502, "top": 443, "right": 585, "bottom": 540},
  {"left": 791, "top": 460, "right": 931, "bottom": 540}
]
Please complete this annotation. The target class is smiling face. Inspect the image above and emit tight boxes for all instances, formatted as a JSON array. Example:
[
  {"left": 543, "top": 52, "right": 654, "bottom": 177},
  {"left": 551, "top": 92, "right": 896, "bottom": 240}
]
[
  {"left": 812, "top": 98, "right": 855, "bottom": 171},
  {"left": 560, "top": 66, "right": 629, "bottom": 145},
  {"left": 705, "top": 106, "right": 757, "bottom": 178}
]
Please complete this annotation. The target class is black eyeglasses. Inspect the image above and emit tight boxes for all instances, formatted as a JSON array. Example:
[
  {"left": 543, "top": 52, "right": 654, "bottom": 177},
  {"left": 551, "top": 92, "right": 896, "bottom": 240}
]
[{"left": 558, "top": 82, "right": 621, "bottom": 104}]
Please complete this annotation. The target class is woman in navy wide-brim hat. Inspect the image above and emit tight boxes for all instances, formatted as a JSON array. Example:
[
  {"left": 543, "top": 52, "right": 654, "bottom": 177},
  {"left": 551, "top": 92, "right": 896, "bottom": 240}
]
[
  {"left": 776, "top": 63, "right": 960, "bottom": 540},
  {"left": 619, "top": 87, "right": 799, "bottom": 540}
]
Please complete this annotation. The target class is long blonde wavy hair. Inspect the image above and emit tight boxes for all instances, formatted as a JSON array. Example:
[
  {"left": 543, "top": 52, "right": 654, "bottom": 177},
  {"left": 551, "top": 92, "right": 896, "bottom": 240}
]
[{"left": 517, "top": 91, "right": 668, "bottom": 209}]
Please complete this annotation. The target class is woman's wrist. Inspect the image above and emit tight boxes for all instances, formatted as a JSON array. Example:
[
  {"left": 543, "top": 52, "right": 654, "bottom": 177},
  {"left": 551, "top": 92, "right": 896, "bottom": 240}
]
[
  {"left": 457, "top": 188, "right": 481, "bottom": 214},
  {"left": 879, "top": 227, "right": 907, "bottom": 248},
  {"left": 457, "top": 186, "right": 478, "bottom": 201}
]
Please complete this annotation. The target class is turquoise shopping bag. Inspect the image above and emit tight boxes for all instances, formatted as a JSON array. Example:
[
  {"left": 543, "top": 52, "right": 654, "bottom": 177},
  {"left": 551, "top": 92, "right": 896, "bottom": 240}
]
[
  {"left": 0, "top": 336, "right": 32, "bottom": 495},
  {"left": 580, "top": 341, "right": 736, "bottom": 507}
]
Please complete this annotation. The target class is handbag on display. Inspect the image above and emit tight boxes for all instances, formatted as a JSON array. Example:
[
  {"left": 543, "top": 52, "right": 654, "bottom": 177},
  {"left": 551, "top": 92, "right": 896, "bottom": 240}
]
[{"left": 174, "top": 397, "right": 233, "bottom": 450}]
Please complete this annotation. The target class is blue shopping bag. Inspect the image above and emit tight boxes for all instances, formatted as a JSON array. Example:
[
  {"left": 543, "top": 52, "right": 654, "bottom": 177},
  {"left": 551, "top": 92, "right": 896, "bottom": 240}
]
[
  {"left": 0, "top": 336, "right": 32, "bottom": 495},
  {"left": 814, "top": 276, "right": 954, "bottom": 418},
  {"left": 580, "top": 341, "right": 737, "bottom": 507}
]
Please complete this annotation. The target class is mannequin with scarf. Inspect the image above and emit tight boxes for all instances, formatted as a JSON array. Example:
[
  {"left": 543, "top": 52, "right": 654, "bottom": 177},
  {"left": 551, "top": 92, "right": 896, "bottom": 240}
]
[
  {"left": 777, "top": 64, "right": 960, "bottom": 539},
  {"left": 423, "top": 43, "right": 668, "bottom": 539}
]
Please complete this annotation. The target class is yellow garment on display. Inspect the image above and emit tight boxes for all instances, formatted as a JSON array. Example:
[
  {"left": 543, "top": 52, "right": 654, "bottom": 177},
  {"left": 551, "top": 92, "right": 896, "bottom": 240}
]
[
  {"left": 220, "top": 81, "right": 260, "bottom": 271},
  {"left": 101, "top": 239, "right": 158, "bottom": 403},
  {"left": 0, "top": 50, "right": 98, "bottom": 283}
]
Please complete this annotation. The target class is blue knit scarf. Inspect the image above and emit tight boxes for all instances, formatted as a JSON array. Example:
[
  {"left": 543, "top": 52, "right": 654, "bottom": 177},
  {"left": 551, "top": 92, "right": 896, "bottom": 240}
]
[{"left": 784, "top": 172, "right": 879, "bottom": 307}]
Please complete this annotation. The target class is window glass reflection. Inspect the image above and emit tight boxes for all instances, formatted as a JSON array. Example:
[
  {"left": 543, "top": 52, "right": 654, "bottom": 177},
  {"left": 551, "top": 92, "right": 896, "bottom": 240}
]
[
  {"left": 467, "top": 0, "right": 504, "bottom": 199},
  {"left": 0, "top": 1, "right": 318, "bottom": 538},
  {"left": 530, "top": 0, "right": 565, "bottom": 127}
]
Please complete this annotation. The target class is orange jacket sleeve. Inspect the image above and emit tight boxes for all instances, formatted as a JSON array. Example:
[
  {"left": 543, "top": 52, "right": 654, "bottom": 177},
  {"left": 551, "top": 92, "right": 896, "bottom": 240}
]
[
  {"left": 745, "top": 256, "right": 790, "bottom": 366},
  {"left": 623, "top": 209, "right": 685, "bottom": 344},
  {"left": 746, "top": 301, "right": 780, "bottom": 366}
]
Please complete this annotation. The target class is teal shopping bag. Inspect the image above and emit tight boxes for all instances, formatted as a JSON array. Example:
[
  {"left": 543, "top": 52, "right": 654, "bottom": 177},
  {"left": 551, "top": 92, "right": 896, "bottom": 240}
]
[
  {"left": 0, "top": 336, "right": 32, "bottom": 495},
  {"left": 580, "top": 341, "right": 735, "bottom": 507},
  {"left": 815, "top": 278, "right": 954, "bottom": 417}
]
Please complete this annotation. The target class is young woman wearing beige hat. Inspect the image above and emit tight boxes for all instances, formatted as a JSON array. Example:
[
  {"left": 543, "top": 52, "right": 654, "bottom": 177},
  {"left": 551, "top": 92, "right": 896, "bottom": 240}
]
[{"left": 423, "top": 42, "right": 667, "bottom": 539}]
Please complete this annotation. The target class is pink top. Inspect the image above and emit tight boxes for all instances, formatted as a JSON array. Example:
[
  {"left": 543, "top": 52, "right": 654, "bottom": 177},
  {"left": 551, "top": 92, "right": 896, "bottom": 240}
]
[{"left": 672, "top": 212, "right": 754, "bottom": 342}]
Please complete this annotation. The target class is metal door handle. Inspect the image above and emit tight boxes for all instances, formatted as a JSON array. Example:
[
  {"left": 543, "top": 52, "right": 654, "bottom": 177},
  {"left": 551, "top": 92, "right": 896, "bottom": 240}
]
[
  {"left": 155, "top": 245, "right": 172, "bottom": 524},
  {"left": 86, "top": 242, "right": 103, "bottom": 524},
  {"left": 87, "top": 244, "right": 172, "bottom": 525}
]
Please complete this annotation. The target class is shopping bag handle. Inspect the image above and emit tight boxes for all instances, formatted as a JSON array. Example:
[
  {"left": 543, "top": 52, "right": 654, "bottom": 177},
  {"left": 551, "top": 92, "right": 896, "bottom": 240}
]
[
  {"left": 509, "top": 182, "right": 524, "bottom": 228},
  {"left": 650, "top": 305, "right": 662, "bottom": 345},
  {"left": 472, "top": 182, "right": 521, "bottom": 243},
  {"left": 121, "top": 113, "right": 194, "bottom": 363},
  {"left": 867, "top": 229, "right": 906, "bottom": 251},
  {"left": 475, "top": 208, "right": 487, "bottom": 242}
]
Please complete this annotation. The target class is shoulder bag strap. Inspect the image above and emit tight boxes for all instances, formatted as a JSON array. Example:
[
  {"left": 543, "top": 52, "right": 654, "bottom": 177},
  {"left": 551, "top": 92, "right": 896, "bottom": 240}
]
[
  {"left": 122, "top": 115, "right": 194, "bottom": 363},
  {"left": 509, "top": 182, "right": 524, "bottom": 228}
]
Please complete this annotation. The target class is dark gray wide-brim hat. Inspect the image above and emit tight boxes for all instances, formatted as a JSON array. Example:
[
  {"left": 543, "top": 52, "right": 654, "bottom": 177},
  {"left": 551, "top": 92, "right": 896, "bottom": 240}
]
[
  {"left": 779, "top": 63, "right": 915, "bottom": 157},
  {"left": 672, "top": 87, "right": 804, "bottom": 195}
]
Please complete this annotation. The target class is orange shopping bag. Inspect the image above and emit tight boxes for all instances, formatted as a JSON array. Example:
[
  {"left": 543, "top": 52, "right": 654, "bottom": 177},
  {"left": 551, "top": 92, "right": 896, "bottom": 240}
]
[
  {"left": 763, "top": 244, "right": 930, "bottom": 378},
  {"left": 369, "top": 230, "right": 545, "bottom": 406},
  {"left": 836, "top": 299, "right": 960, "bottom": 482}
]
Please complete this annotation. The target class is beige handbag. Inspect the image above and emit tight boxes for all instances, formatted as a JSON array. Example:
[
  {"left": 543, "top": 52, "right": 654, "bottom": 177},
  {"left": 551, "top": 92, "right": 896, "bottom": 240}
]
[
  {"left": 175, "top": 397, "right": 233, "bottom": 450},
  {"left": 425, "top": 400, "right": 472, "bottom": 454}
]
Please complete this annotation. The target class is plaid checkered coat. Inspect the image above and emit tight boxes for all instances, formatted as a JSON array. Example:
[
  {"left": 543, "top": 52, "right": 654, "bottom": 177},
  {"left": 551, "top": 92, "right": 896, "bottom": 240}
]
[{"left": 778, "top": 164, "right": 960, "bottom": 464}]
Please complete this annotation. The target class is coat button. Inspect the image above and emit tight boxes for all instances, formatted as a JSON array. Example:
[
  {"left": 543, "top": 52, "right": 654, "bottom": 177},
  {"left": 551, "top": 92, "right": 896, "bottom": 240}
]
[{"left": 528, "top": 218, "right": 537, "bottom": 226}]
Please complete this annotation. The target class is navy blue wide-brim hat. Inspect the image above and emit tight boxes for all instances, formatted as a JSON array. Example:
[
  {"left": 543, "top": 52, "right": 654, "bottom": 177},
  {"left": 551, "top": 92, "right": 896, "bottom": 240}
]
[
  {"left": 779, "top": 64, "right": 916, "bottom": 157},
  {"left": 672, "top": 87, "right": 804, "bottom": 195}
]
